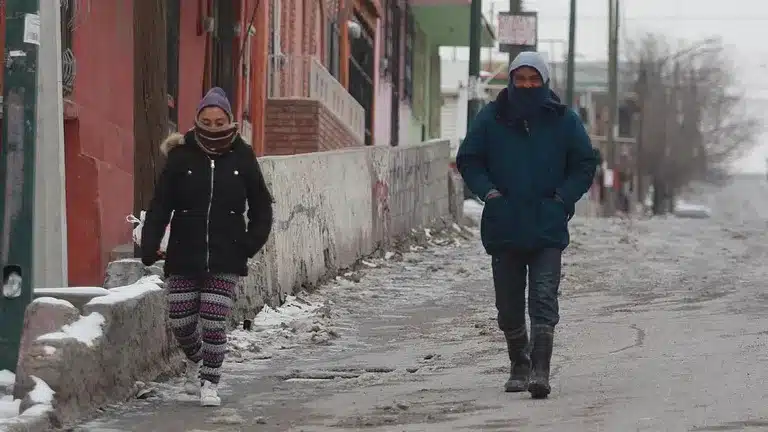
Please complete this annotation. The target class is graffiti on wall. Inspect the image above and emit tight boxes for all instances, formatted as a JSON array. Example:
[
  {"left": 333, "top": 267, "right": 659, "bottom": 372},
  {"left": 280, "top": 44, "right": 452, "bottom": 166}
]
[{"left": 372, "top": 179, "right": 390, "bottom": 240}]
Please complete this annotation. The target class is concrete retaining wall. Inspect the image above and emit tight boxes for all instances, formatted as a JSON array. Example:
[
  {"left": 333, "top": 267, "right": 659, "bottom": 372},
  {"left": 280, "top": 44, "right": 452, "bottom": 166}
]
[
  {"left": 13, "top": 276, "right": 180, "bottom": 427},
  {"left": 11, "top": 139, "right": 455, "bottom": 427},
  {"left": 235, "top": 139, "right": 453, "bottom": 322}
]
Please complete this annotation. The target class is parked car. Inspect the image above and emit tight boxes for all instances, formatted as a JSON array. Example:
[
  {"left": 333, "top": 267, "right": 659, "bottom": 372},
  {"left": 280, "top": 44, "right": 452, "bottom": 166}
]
[{"left": 674, "top": 200, "right": 711, "bottom": 219}]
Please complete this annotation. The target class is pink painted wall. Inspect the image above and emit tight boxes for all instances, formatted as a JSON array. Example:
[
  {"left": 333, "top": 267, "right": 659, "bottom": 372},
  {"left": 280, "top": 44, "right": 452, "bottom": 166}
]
[
  {"left": 374, "top": 81, "right": 393, "bottom": 146},
  {"left": 373, "top": 18, "right": 392, "bottom": 146}
]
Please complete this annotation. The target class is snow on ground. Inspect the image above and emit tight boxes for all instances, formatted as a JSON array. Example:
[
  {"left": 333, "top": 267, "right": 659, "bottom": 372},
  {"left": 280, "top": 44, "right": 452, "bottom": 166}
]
[
  {"left": 0, "top": 396, "right": 21, "bottom": 420},
  {"left": 0, "top": 371, "right": 13, "bottom": 391},
  {"left": 0, "top": 373, "right": 55, "bottom": 424},
  {"left": 86, "top": 223, "right": 477, "bottom": 408},
  {"left": 75, "top": 176, "right": 768, "bottom": 430},
  {"left": 0, "top": 370, "right": 19, "bottom": 420},
  {"left": 226, "top": 223, "right": 477, "bottom": 364},
  {"left": 227, "top": 293, "right": 336, "bottom": 362},
  {"left": 37, "top": 312, "right": 106, "bottom": 347}
]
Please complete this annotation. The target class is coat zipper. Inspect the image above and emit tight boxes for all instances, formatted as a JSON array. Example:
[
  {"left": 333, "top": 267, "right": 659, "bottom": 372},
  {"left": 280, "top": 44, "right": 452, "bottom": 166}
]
[
  {"left": 523, "top": 120, "right": 530, "bottom": 134},
  {"left": 205, "top": 158, "right": 216, "bottom": 272}
]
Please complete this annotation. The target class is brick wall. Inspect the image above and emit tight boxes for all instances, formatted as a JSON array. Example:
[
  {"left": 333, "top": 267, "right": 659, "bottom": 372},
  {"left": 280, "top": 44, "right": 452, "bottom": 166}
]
[{"left": 264, "top": 99, "right": 362, "bottom": 155}]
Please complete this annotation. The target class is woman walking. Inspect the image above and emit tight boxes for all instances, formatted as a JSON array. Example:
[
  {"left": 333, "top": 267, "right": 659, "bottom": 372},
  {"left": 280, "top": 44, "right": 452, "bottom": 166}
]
[{"left": 141, "top": 87, "right": 274, "bottom": 406}]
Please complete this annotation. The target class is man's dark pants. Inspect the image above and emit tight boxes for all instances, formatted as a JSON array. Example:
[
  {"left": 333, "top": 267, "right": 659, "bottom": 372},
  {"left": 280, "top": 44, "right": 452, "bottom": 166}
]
[
  {"left": 493, "top": 247, "right": 560, "bottom": 397},
  {"left": 492, "top": 248, "right": 561, "bottom": 332}
]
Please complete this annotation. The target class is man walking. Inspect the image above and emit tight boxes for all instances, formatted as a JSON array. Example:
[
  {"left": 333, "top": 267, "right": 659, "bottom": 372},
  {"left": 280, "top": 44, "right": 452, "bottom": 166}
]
[{"left": 456, "top": 52, "right": 597, "bottom": 399}]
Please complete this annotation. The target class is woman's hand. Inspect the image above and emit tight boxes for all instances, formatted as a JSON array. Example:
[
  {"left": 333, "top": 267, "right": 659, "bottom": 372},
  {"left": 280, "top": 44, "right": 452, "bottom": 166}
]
[{"left": 142, "top": 249, "right": 166, "bottom": 267}]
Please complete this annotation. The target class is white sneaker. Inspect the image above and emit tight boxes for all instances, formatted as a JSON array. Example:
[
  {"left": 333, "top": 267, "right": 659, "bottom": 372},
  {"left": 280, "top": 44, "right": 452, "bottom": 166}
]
[
  {"left": 183, "top": 359, "right": 201, "bottom": 395},
  {"left": 200, "top": 380, "right": 221, "bottom": 407}
]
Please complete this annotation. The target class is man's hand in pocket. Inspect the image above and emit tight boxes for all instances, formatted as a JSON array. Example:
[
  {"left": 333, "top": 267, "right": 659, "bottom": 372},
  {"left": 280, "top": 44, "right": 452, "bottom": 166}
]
[{"left": 485, "top": 189, "right": 502, "bottom": 200}]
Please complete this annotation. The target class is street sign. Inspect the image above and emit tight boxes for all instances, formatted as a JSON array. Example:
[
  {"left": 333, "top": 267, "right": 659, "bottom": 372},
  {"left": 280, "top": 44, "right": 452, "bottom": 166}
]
[{"left": 497, "top": 11, "right": 538, "bottom": 53}]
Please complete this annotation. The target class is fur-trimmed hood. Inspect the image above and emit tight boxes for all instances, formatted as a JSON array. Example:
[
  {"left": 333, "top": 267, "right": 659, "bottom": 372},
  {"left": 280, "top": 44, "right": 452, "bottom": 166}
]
[
  {"left": 160, "top": 132, "right": 186, "bottom": 156},
  {"left": 160, "top": 130, "right": 250, "bottom": 156}
]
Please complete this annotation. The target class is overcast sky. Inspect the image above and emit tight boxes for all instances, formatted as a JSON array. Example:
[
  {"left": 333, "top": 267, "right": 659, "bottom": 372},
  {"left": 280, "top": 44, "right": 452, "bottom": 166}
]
[{"left": 473, "top": 0, "right": 768, "bottom": 173}]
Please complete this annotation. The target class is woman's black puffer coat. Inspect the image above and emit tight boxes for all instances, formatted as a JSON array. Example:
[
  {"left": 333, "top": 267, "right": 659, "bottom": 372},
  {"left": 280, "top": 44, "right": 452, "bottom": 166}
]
[{"left": 141, "top": 131, "right": 273, "bottom": 277}]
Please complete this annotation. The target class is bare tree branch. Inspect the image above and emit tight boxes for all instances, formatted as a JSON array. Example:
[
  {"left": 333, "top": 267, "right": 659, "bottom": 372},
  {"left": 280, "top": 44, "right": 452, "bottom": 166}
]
[{"left": 627, "top": 33, "right": 761, "bottom": 198}]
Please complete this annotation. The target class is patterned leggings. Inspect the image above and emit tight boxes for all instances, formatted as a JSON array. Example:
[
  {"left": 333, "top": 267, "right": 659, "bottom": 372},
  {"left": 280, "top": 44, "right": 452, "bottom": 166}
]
[{"left": 166, "top": 273, "right": 238, "bottom": 384}]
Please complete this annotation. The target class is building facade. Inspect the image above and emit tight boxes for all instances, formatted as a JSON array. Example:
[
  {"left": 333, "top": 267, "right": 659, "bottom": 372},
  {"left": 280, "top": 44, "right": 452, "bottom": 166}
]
[{"left": 1, "top": 0, "right": 493, "bottom": 285}]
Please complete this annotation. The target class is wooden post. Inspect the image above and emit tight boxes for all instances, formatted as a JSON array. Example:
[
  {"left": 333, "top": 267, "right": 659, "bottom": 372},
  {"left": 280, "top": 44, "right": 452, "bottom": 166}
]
[
  {"left": 133, "top": 0, "right": 168, "bottom": 255},
  {"left": 250, "top": 0, "right": 269, "bottom": 156}
]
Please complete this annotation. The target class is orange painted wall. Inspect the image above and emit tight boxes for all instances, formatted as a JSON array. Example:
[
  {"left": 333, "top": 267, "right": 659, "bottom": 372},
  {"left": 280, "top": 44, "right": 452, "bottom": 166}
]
[
  {"left": 177, "top": 2, "right": 207, "bottom": 132},
  {"left": 64, "top": 0, "right": 268, "bottom": 285},
  {"left": 65, "top": 0, "right": 134, "bottom": 286},
  {"left": 248, "top": 0, "right": 269, "bottom": 155}
]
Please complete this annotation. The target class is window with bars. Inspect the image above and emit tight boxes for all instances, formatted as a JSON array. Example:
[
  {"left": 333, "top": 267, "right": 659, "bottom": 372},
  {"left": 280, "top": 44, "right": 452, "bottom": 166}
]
[
  {"left": 326, "top": 20, "right": 340, "bottom": 79},
  {"left": 381, "top": 0, "right": 395, "bottom": 79},
  {"left": 269, "top": 0, "right": 280, "bottom": 56},
  {"left": 60, "top": 2, "right": 74, "bottom": 97},
  {"left": 348, "top": 14, "right": 375, "bottom": 146},
  {"left": 403, "top": 4, "right": 414, "bottom": 101}
]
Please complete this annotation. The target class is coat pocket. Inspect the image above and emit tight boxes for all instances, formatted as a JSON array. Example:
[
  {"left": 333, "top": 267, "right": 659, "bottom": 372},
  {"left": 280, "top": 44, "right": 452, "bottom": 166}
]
[
  {"left": 219, "top": 210, "right": 246, "bottom": 242},
  {"left": 480, "top": 197, "right": 523, "bottom": 248},
  {"left": 538, "top": 198, "right": 568, "bottom": 244}
]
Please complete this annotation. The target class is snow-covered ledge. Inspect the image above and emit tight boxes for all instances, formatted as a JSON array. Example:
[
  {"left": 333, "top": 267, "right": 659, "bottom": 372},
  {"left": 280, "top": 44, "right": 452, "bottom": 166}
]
[
  {"left": 32, "top": 286, "right": 109, "bottom": 311},
  {"left": 12, "top": 276, "right": 182, "bottom": 428}
]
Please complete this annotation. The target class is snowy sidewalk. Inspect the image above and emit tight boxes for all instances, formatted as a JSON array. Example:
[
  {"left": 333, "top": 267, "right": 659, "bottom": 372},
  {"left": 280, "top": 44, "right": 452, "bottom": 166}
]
[{"left": 78, "top": 177, "right": 768, "bottom": 432}]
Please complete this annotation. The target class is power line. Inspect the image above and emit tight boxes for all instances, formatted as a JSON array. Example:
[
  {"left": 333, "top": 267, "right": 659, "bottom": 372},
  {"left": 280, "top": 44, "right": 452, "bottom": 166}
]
[{"left": 537, "top": 15, "right": 768, "bottom": 22}]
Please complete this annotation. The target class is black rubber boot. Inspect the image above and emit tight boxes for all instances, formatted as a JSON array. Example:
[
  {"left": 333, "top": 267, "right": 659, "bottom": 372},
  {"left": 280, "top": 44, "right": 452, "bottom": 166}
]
[
  {"left": 503, "top": 327, "right": 531, "bottom": 392},
  {"left": 528, "top": 324, "right": 554, "bottom": 399}
]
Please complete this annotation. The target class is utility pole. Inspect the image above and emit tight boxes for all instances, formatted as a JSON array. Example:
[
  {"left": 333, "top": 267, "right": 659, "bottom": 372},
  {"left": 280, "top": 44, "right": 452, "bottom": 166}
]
[
  {"left": 486, "top": 3, "right": 495, "bottom": 73},
  {"left": 634, "top": 68, "right": 646, "bottom": 209},
  {"left": 604, "top": 0, "right": 619, "bottom": 217},
  {"left": 507, "top": 0, "right": 523, "bottom": 70},
  {"left": 34, "top": 0, "right": 68, "bottom": 288},
  {"left": 466, "top": 0, "right": 483, "bottom": 127},
  {"left": 0, "top": 0, "right": 41, "bottom": 372},
  {"left": 133, "top": 0, "right": 168, "bottom": 255},
  {"left": 565, "top": 0, "right": 576, "bottom": 108}
]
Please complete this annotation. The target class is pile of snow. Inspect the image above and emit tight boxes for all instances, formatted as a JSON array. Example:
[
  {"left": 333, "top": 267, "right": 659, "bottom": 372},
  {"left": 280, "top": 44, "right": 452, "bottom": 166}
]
[
  {"left": 37, "top": 312, "right": 106, "bottom": 348},
  {"left": 0, "top": 395, "right": 21, "bottom": 420},
  {"left": 0, "top": 372, "right": 55, "bottom": 424},
  {"left": 226, "top": 223, "right": 476, "bottom": 363},
  {"left": 87, "top": 275, "right": 163, "bottom": 306},
  {"left": 0, "top": 370, "right": 18, "bottom": 420},
  {"left": 20, "top": 377, "right": 55, "bottom": 417},
  {"left": 0, "top": 370, "right": 14, "bottom": 393},
  {"left": 32, "top": 297, "right": 81, "bottom": 308},
  {"left": 227, "top": 293, "right": 338, "bottom": 362}
]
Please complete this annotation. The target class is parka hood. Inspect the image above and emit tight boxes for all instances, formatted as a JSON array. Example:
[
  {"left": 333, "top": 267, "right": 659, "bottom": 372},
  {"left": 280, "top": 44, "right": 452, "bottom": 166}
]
[{"left": 160, "top": 132, "right": 186, "bottom": 156}]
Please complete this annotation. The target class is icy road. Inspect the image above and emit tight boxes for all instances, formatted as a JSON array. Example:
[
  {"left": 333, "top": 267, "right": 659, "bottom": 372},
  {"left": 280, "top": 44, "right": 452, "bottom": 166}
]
[{"left": 79, "top": 175, "right": 768, "bottom": 432}]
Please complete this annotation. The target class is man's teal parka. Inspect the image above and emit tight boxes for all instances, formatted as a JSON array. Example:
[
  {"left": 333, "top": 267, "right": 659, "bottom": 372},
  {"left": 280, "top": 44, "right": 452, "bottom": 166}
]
[{"left": 457, "top": 89, "right": 598, "bottom": 254}]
